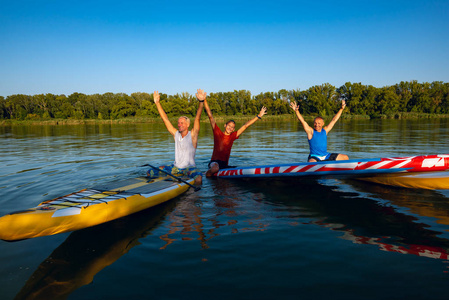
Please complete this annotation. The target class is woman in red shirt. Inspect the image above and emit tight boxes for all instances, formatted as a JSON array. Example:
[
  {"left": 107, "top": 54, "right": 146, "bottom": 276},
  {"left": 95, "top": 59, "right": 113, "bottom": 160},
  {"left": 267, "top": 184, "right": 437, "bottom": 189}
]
[{"left": 204, "top": 98, "right": 267, "bottom": 177}]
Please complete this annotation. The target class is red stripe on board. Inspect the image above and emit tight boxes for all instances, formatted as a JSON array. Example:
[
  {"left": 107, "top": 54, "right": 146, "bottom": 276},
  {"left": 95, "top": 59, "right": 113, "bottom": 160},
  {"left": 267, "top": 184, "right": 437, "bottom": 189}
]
[
  {"left": 298, "top": 164, "right": 316, "bottom": 172},
  {"left": 355, "top": 159, "right": 397, "bottom": 170},
  {"left": 283, "top": 165, "right": 300, "bottom": 173},
  {"left": 255, "top": 168, "right": 261, "bottom": 175},
  {"left": 382, "top": 160, "right": 408, "bottom": 169}
]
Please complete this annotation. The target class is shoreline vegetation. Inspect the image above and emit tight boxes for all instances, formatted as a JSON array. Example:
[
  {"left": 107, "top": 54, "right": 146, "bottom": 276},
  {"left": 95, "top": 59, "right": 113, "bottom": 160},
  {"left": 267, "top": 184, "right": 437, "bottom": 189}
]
[
  {"left": 1, "top": 81, "right": 448, "bottom": 126},
  {"left": 2, "top": 112, "right": 449, "bottom": 126}
]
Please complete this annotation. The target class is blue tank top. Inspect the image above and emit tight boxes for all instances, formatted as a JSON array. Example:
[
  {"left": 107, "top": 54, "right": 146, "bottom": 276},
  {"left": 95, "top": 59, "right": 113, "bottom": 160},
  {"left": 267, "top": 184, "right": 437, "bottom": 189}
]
[{"left": 308, "top": 129, "right": 329, "bottom": 156}]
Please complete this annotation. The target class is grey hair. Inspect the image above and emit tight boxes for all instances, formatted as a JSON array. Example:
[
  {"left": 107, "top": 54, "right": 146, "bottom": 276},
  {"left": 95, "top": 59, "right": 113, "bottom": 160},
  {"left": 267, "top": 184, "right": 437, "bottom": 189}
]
[{"left": 179, "top": 116, "right": 190, "bottom": 126}]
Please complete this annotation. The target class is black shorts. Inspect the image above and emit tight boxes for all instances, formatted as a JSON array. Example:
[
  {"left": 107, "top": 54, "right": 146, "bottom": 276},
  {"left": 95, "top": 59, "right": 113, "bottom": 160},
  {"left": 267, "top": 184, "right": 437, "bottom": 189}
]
[{"left": 308, "top": 153, "right": 339, "bottom": 162}]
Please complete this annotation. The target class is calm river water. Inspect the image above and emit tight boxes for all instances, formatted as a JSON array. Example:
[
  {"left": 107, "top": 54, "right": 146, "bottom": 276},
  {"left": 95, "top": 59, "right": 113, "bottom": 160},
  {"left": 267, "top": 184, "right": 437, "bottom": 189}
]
[{"left": 1, "top": 118, "right": 449, "bottom": 300}]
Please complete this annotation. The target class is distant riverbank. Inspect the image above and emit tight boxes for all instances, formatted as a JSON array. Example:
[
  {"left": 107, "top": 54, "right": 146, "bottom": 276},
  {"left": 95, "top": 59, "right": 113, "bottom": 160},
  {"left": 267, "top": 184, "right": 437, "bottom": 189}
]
[{"left": 1, "top": 112, "right": 449, "bottom": 126}]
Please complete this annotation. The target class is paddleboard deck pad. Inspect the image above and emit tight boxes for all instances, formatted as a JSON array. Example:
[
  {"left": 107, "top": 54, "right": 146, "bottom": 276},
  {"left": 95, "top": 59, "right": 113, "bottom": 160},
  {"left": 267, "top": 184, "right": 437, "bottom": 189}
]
[
  {"left": 0, "top": 176, "right": 195, "bottom": 241},
  {"left": 216, "top": 154, "right": 449, "bottom": 189}
]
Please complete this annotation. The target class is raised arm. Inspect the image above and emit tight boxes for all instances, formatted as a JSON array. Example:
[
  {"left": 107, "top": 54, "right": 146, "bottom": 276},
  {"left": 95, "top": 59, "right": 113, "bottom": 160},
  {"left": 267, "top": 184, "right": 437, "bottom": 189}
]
[
  {"left": 203, "top": 94, "right": 216, "bottom": 130},
  {"left": 290, "top": 101, "right": 313, "bottom": 139},
  {"left": 154, "top": 91, "right": 177, "bottom": 136},
  {"left": 190, "top": 89, "right": 205, "bottom": 148},
  {"left": 324, "top": 100, "right": 346, "bottom": 133},
  {"left": 236, "top": 106, "right": 267, "bottom": 137}
]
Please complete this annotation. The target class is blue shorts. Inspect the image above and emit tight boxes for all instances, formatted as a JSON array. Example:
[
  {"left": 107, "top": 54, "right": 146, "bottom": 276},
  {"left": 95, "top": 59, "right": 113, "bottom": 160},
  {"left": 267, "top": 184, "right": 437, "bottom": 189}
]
[{"left": 147, "top": 165, "right": 202, "bottom": 180}]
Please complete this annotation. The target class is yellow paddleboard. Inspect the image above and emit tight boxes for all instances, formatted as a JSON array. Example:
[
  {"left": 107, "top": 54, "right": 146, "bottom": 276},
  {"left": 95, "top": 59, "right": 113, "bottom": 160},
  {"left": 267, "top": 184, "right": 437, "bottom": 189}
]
[
  {"left": 0, "top": 176, "right": 195, "bottom": 241},
  {"left": 359, "top": 171, "right": 449, "bottom": 190}
]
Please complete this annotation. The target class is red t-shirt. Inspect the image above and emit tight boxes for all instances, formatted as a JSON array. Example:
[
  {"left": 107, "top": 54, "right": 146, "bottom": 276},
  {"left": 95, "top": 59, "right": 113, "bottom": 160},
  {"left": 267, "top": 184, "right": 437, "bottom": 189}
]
[{"left": 211, "top": 123, "right": 239, "bottom": 165}]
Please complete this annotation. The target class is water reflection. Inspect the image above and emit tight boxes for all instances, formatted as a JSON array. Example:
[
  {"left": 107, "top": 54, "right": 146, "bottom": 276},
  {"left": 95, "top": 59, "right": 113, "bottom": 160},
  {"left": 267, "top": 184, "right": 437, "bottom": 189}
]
[
  {"left": 143, "top": 175, "right": 449, "bottom": 265},
  {"left": 215, "top": 178, "right": 449, "bottom": 262},
  {"left": 337, "top": 227, "right": 449, "bottom": 260},
  {"left": 9, "top": 171, "right": 449, "bottom": 299},
  {"left": 158, "top": 179, "right": 270, "bottom": 250},
  {"left": 3, "top": 119, "right": 449, "bottom": 299},
  {"left": 14, "top": 199, "right": 179, "bottom": 300},
  {"left": 344, "top": 179, "right": 449, "bottom": 227}
]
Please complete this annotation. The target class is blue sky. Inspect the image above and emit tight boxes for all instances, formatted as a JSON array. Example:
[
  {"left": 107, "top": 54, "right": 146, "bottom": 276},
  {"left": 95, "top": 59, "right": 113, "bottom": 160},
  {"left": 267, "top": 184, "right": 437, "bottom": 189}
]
[{"left": 1, "top": 0, "right": 448, "bottom": 97}]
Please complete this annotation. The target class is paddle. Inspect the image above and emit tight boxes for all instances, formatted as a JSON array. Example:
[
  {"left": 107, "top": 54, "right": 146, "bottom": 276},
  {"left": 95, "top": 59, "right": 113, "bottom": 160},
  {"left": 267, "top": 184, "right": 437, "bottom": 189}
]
[{"left": 140, "top": 164, "right": 201, "bottom": 192}]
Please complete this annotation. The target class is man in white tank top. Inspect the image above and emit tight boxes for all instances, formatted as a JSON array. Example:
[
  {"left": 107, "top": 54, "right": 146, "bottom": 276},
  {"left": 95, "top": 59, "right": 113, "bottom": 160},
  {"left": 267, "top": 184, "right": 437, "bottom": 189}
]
[{"left": 152, "top": 89, "right": 205, "bottom": 185}]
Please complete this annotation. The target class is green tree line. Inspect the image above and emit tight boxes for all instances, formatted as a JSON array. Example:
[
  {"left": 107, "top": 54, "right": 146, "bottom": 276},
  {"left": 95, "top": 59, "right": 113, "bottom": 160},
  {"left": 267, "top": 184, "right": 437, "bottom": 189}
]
[{"left": 1, "top": 81, "right": 448, "bottom": 121}]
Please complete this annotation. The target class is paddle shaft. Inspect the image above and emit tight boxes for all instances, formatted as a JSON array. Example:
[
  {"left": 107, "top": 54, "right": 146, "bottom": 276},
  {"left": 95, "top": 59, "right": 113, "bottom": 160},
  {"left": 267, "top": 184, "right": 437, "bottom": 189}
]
[{"left": 142, "top": 164, "right": 201, "bottom": 192}]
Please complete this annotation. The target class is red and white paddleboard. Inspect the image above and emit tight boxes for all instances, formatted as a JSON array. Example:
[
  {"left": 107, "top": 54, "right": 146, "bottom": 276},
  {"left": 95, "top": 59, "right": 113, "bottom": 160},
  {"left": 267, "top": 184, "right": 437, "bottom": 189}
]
[{"left": 216, "top": 154, "right": 449, "bottom": 189}]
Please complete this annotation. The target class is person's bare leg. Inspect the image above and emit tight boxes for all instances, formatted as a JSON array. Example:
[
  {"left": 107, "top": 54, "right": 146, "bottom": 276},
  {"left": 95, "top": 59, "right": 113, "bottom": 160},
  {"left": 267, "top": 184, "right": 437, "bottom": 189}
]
[{"left": 206, "top": 162, "right": 220, "bottom": 177}]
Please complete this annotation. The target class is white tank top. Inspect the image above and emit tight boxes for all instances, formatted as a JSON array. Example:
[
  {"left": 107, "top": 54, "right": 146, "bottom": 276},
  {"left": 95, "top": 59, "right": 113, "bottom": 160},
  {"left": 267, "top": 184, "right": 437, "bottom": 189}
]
[{"left": 174, "top": 131, "right": 196, "bottom": 168}]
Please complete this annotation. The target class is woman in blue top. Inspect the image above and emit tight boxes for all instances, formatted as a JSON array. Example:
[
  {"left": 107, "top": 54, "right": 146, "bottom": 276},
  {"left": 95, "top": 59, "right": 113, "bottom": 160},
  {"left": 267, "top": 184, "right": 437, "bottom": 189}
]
[{"left": 290, "top": 100, "right": 349, "bottom": 162}]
